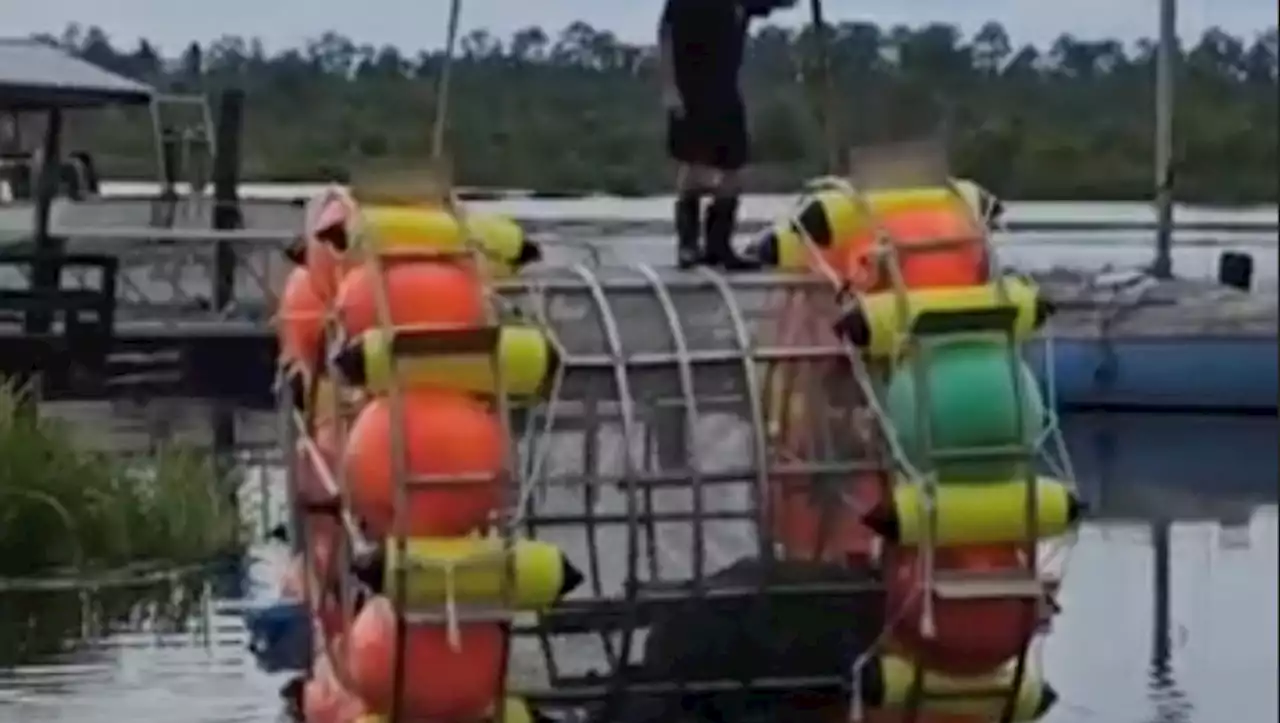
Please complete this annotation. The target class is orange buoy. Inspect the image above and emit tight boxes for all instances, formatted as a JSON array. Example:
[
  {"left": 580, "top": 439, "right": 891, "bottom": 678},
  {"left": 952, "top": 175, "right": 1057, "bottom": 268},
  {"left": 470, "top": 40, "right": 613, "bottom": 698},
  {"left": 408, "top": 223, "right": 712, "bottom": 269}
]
[
  {"left": 770, "top": 472, "right": 883, "bottom": 563},
  {"left": 885, "top": 544, "right": 1038, "bottom": 676},
  {"left": 334, "top": 261, "right": 485, "bottom": 338},
  {"left": 278, "top": 267, "right": 327, "bottom": 369},
  {"left": 306, "top": 645, "right": 366, "bottom": 723},
  {"left": 304, "top": 654, "right": 340, "bottom": 723},
  {"left": 839, "top": 206, "right": 986, "bottom": 291},
  {"left": 344, "top": 391, "right": 504, "bottom": 537},
  {"left": 345, "top": 596, "right": 505, "bottom": 719}
]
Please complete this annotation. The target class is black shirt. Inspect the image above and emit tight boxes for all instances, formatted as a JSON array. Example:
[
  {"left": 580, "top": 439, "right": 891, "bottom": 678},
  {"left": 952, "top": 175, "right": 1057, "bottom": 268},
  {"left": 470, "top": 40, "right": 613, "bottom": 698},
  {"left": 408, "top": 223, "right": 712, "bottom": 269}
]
[{"left": 662, "top": 0, "right": 748, "bottom": 102}]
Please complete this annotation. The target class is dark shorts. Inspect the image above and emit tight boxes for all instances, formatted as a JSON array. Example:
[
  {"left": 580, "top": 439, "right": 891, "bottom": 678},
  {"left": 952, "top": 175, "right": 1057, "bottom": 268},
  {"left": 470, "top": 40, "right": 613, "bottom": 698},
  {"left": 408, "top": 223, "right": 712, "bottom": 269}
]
[{"left": 666, "top": 94, "right": 749, "bottom": 171}]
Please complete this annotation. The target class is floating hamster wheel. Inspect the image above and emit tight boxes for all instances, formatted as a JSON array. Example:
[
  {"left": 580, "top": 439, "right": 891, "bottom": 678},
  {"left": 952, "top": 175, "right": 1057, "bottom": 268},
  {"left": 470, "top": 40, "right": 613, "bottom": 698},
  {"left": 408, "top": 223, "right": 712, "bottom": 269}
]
[{"left": 273, "top": 144, "right": 1081, "bottom": 723}]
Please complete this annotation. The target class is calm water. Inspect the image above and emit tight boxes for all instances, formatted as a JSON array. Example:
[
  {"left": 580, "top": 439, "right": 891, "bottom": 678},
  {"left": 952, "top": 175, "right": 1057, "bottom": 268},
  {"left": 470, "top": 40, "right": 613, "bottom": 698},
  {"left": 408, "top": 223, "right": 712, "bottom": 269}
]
[{"left": 0, "top": 409, "right": 1276, "bottom": 723}]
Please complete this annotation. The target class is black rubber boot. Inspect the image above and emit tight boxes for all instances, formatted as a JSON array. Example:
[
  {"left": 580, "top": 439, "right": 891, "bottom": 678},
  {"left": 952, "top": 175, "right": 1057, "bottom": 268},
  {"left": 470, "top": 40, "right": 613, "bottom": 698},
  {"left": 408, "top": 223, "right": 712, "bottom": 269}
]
[
  {"left": 675, "top": 192, "right": 703, "bottom": 269},
  {"left": 704, "top": 196, "right": 759, "bottom": 271}
]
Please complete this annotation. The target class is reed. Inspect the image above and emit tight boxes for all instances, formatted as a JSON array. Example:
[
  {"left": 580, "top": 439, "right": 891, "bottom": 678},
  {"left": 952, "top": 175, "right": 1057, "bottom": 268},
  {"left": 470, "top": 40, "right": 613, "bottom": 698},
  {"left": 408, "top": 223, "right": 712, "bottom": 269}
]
[{"left": 0, "top": 382, "right": 244, "bottom": 580}]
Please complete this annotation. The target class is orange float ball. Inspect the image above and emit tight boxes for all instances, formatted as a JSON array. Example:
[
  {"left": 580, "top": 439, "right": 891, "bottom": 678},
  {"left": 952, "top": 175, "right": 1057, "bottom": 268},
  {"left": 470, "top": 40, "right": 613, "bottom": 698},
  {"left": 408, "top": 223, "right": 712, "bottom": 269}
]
[
  {"left": 344, "top": 391, "right": 504, "bottom": 538},
  {"left": 334, "top": 261, "right": 485, "bottom": 338},
  {"left": 305, "top": 645, "right": 366, "bottom": 723},
  {"left": 304, "top": 654, "right": 341, "bottom": 723},
  {"left": 345, "top": 596, "right": 505, "bottom": 720},
  {"left": 839, "top": 207, "right": 987, "bottom": 291},
  {"left": 277, "top": 267, "right": 327, "bottom": 369},
  {"left": 885, "top": 544, "right": 1038, "bottom": 676}
]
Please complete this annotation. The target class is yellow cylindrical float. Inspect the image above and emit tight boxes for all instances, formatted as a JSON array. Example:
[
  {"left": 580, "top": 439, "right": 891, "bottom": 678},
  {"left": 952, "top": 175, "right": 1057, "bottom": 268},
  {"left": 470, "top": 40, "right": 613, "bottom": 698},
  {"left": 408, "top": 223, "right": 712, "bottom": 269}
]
[
  {"left": 835, "top": 276, "right": 1050, "bottom": 359},
  {"left": 862, "top": 477, "right": 1082, "bottom": 546},
  {"left": 355, "top": 696, "right": 540, "bottom": 723},
  {"left": 757, "top": 189, "right": 858, "bottom": 269},
  {"left": 377, "top": 537, "right": 583, "bottom": 611},
  {"left": 865, "top": 655, "right": 1057, "bottom": 721},
  {"left": 354, "top": 206, "right": 539, "bottom": 278},
  {"left": 332, "top": 325, "right": 555, "bottom": 397}
]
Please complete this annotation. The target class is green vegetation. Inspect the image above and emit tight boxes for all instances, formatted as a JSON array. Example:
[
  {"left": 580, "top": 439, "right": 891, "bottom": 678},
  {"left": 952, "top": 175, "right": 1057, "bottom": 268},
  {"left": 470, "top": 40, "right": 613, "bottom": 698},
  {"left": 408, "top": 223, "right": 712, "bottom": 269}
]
[
  {"left": 0, "top": 382, "right": 242, "bottom": 580},
  {"left": 30, "top": 21, "right": 1280, "bottom": 202}
]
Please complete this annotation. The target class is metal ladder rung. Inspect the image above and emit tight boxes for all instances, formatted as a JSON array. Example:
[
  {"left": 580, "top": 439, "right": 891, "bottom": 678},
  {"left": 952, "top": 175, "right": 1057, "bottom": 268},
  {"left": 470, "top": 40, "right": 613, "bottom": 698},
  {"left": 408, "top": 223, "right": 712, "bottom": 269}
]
[{"left": 933, "top": 572, "right": 1053, "bottom": 600}]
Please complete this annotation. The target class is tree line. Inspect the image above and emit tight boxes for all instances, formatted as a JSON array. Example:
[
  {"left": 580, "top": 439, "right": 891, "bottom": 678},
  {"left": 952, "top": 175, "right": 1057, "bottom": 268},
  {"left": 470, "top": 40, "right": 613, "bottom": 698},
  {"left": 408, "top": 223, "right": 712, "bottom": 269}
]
[{"left": 29, "top": 21, "right": 1280, "bottom": 202}]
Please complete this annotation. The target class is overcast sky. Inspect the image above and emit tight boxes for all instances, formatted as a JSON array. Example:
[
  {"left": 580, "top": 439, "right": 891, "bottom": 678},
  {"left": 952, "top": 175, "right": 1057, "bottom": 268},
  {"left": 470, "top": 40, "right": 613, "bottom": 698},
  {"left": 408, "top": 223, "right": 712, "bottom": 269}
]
[{"left": 2, "top": 0, "right": 1276, "bottom": 54}]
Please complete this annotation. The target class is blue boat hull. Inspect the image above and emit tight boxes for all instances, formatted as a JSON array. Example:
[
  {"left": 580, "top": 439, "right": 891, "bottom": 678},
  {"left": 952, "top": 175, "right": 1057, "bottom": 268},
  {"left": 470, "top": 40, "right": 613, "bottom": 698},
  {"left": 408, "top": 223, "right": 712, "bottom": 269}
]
[{"left": 1024, "top": 335, "right": 1278, "bottom": 414}]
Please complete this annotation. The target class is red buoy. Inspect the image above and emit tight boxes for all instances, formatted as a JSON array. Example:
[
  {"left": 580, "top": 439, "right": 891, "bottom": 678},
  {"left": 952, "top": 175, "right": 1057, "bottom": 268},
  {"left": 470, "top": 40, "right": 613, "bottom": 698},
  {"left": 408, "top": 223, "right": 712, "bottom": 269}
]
[
  {"left": 885, "top": 544, "right": 1039, "bottom": 676},
  {"left": 345, "top": 596, "right": 505, "bottom": 719}
]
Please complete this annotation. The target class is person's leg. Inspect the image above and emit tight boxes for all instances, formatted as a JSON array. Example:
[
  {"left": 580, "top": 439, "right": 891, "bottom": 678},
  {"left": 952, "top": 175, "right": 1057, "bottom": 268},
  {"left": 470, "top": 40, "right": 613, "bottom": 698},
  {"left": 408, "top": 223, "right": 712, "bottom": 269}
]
[
  {"left": 703, "top": 97, "right": 757, "bottom": 271},
  {"left": 674, "top": 163, "right": 705, "bottom": 268},
  {"left": 669, "top": 110, "right": 708, "bottom": 268}
]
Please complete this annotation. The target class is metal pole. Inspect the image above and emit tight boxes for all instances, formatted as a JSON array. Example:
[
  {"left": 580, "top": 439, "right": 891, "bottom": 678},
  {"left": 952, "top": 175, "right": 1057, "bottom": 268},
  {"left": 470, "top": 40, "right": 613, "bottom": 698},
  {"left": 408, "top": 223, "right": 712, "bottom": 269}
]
[
  {"left": 808, "top": 0, "right": 839, "bottom": 174},
  {"left": 1152, "top": 0, "right": 1176, "bottom": 279}
]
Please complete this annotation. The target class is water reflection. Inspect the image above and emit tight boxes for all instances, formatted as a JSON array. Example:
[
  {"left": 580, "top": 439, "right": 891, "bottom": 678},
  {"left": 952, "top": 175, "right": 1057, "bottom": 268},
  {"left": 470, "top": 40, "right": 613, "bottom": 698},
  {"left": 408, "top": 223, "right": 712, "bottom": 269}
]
[
  {"left": 1046, "top": 413, "right": 1278, "bottom": 723},
  {"left": 0, "top": 407, "right": 1275, "bottom": 723}
]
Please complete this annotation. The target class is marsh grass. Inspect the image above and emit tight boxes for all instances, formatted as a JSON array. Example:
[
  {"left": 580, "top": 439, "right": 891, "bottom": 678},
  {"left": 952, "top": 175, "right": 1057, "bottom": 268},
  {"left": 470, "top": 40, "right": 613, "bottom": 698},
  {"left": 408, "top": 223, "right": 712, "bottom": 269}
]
[{"left": 0, "top": 381, "right": 244, "bottom": 580}]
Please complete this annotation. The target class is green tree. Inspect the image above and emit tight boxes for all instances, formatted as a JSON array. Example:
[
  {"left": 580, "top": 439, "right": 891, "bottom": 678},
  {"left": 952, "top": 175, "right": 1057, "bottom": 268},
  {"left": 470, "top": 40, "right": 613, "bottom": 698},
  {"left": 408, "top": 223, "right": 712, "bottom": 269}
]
[{"left": 25, "top": 20, "right": 1279, "bottom": 202}]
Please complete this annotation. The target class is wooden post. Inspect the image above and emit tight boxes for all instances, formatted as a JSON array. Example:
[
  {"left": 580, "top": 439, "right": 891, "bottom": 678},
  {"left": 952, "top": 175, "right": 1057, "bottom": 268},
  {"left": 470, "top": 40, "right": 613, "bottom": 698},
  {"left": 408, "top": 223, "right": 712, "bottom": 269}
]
[
  {"left": 26, "top": 108, "right": 64, "bottom": 335},
  {"left": 211, "top": 88, "right": 244, "bottom": 313}
]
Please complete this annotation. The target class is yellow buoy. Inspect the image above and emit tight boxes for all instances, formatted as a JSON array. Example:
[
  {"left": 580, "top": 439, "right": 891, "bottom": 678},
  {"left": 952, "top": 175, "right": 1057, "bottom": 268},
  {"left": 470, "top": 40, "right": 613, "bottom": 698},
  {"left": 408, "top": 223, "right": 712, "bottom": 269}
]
[
  {"left": 835, "top": 275, "right": 1050, "bottom": 358},
  {"left": 862, "top": 477, "right": 1083, "bottom": 546},
  {"left": 355, "top": 696, "right": 539, "bottom": 723},
  {"left": 867, "top": 655, "right": 1057, "bottom": 721},
  {"left": 332, "top": 325, "right": 555, "bottom": 398},
  {"left": 755, "top": 189, "right": 858, "bottom": 269},
  {"left": 354, "top": 206, "right": 539, "bottom": 276},
  {"left": 375, "top": 537, "right": 584, "bottom": 611}
]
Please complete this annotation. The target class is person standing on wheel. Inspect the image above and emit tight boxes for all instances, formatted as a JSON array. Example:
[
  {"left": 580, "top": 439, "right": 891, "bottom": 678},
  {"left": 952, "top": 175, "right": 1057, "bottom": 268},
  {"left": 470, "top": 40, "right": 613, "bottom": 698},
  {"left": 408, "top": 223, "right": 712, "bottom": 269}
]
[{"left": 658, "top": 0, "right": 794, "bottom": 270}]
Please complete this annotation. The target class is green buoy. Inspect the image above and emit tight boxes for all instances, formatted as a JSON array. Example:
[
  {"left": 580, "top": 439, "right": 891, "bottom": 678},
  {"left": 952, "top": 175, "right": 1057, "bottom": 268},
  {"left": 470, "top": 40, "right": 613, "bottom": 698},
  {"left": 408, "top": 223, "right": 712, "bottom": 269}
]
[{"left": 886, "top": 340, "right": 1045, "bottom": 482}]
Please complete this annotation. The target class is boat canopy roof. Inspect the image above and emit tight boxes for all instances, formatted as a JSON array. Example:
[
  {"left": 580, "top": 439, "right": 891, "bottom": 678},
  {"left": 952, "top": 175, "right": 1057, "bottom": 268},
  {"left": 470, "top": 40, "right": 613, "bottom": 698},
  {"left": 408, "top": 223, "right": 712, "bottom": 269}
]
[{"left": 0, "top": 38, "right": 154, "bottom": 111}]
